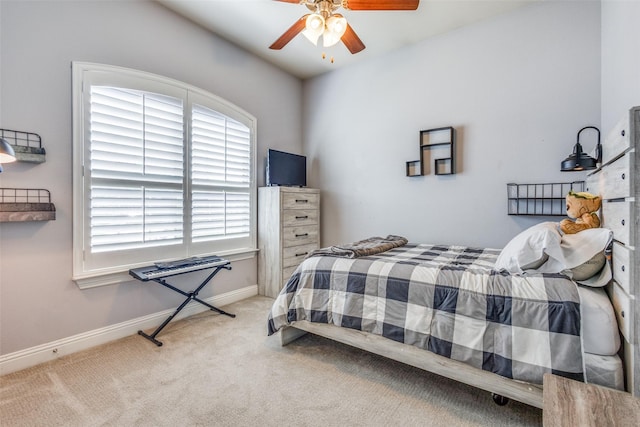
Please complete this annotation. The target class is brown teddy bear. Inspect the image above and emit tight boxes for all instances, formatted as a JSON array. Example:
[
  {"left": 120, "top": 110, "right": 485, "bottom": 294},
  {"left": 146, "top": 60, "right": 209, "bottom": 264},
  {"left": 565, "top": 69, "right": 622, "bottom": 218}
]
[{"left": 559, "top": 190, "right": 602, "bottom": 234}]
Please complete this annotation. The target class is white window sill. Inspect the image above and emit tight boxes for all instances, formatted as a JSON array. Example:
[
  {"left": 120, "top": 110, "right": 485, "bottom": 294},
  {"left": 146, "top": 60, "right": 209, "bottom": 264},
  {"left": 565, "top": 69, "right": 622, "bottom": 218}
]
[{"left": 74, "top": 248, "right": 258, "bottom": 289}]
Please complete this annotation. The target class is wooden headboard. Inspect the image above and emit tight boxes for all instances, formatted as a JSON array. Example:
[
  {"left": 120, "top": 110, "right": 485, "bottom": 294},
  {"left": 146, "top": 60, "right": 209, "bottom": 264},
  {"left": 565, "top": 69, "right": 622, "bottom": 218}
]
[{"left": 585, "top": 105, "right": 639, "bottom": 396}]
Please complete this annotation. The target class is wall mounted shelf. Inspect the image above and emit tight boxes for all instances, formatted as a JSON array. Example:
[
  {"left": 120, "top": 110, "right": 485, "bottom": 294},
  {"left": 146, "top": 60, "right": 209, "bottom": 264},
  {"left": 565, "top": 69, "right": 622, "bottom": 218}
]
[
  {"left": 406, "top": 126, "right": 456, "bottom": 176},
  {"left": 507, "top": 181, "right": 584, "bottom": 216},
  {"left": 1, "top": 128, "right": 46, "bottom": 163},
  {"left": 406, "top": 160, "right": 421, "bottom": 177},
  {"left": 0, "top": 188, "right": 56, "bottom": 222}
]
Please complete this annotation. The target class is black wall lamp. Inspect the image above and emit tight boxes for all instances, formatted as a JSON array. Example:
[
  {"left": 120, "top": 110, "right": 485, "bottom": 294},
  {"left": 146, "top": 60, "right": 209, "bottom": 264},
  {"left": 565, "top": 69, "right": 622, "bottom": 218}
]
[{"left": 561, "top": 126, "right": 601, "bottom": 171}]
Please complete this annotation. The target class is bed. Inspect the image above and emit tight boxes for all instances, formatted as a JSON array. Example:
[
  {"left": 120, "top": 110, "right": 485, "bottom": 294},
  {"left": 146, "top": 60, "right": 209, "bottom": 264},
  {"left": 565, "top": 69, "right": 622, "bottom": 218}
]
[{"left": 266, "top": 106, "right": 639, "bottom": 409}]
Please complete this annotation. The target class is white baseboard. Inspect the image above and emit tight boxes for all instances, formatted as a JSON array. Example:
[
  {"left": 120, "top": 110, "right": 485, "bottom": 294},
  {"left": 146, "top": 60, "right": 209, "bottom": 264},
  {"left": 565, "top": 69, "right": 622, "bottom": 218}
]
[{"left": 0, "top": 285, "right": 258, "bottom": 376}]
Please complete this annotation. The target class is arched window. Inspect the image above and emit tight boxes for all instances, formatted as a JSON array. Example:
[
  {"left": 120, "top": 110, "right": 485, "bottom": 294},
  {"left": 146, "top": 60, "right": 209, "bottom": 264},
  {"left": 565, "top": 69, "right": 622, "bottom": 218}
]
[{"left": 72, "top": 63, "right": 256, "bottom": 287}]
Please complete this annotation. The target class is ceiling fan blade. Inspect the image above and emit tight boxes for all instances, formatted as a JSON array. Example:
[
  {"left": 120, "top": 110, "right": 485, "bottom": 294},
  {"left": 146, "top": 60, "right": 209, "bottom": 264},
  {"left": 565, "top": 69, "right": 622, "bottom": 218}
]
[
  {"left": 341, "top": 23, "right": 366, "bottom": 54},
  {"left": 343, "top": 0, "right": 419, "bottom": 10},
  {"left": 269, "top": 15, "right": 309, "bottom": 50}
]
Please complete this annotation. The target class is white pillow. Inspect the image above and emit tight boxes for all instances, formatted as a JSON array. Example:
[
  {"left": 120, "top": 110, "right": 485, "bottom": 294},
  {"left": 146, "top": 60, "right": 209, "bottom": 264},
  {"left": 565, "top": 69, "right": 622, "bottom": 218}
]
[
  {"left": 560, "top": 228, "right": 613, "bottom": 287},
  {"left": 494, "top": 223, "right": 613, "bottom": 286},
  {"left": 558, "top": 228, "right": 612, "bottom": 269},
  {"left": 494, "top": 222, "right": 561, "bottom": 274}
]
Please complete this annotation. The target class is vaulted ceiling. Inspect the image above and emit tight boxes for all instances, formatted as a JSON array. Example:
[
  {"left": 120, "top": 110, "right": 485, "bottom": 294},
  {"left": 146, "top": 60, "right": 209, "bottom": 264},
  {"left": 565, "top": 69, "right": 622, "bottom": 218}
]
[{"left": 157, "top": 0, "right": 536, "bottom": 79}]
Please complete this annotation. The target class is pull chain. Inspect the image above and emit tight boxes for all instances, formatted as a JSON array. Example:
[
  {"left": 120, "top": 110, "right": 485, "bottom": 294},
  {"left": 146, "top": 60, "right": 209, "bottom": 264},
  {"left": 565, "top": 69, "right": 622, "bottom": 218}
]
[{"left": 321, "top": 52, "right": 335, "bottom": 63}]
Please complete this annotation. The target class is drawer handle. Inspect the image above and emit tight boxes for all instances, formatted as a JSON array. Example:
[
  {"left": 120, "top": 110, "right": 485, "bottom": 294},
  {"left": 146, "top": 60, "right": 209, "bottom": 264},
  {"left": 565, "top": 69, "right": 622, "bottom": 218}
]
[
  {"left": 621, "top": 310, "right": 625, "bottom": 318},
  {"left": 295, "top": 199, "right": 309, "bottom": 203},
  {"left": 295, "top": 252, "right": 308, "bottom": 257},
  {"left": 295, "top": 233, "right": 309, "bottom": 237},
  {"left": 621, "top": 129, "right": 626, "bottom": 137},
  {"left": 295, "top": 215, "right": 309, "bottom": 220},
  {"left": 621, "top": 265, "right": 625, "bottom": 272},
  {"left": 621, "top": 219, "right": 625, "bottom": 226},
  {"left": 621, "top": 173, "right": 625, "bottom": 180}
]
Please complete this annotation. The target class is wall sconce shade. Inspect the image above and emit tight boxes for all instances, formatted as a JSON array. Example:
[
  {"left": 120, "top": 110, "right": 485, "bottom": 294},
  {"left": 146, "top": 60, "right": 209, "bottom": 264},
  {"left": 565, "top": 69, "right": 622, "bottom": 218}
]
[
  {"left": 0, "top": 137, "right": 17, "bottom": 163},
  {"left": 561, "top": 126, "right": 601, "bottom": 172}
]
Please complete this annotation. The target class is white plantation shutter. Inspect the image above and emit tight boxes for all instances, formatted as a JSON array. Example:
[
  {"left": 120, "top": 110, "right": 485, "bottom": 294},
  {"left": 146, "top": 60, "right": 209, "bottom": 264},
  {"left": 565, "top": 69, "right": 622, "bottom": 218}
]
[
  {"left": 191, "top": 191, "right": 250, "bottom": 242},
  {"left": 191, "top": 104, "right": 251, "bottom": 242},
  {"left": 90, "top": 186, "right": 184, "bottom": 252},
  {"left": 90, "top": 88, "right": 184, "bottom": 181},
  {"left": 192, "top": 105, "right": 250, "bottom": 186},
  {"left": 72, "top": 63, "right": 256, "bottom": 282},
  {"left": 89, "top": 87, "right": 184, "bottom": 253}
]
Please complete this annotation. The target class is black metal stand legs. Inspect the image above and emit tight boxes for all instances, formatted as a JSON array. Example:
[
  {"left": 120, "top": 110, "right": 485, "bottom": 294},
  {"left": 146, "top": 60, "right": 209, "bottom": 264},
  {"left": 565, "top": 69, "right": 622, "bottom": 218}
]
[{"left": 138, "top": 264, "right": 234, "bottom": 346}]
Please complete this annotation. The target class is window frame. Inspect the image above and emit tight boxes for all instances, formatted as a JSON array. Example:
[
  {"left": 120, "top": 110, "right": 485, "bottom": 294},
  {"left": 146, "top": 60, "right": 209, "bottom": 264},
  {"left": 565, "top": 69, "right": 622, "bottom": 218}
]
[{"left": 71, "top": 62, "right": 257, "bottom": 289}]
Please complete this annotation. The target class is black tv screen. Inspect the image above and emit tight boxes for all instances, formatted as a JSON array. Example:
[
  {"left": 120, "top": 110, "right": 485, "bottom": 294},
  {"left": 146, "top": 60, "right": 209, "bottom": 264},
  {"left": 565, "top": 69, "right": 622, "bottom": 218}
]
[{"left": 266, "top": 149, "right": 306, "bottom": 187}]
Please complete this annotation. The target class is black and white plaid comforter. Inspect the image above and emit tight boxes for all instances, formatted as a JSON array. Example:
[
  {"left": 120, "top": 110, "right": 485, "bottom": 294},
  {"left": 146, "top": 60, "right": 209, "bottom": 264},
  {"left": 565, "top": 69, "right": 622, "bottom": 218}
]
[{"left": 268, "top": 244, "right": 583, "bottom": 384}]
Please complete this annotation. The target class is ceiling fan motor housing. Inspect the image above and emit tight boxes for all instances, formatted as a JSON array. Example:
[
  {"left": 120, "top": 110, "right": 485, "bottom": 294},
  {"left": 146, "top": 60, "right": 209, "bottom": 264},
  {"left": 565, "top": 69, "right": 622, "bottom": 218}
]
[{"left": 305, "top": 0, "right": 341, "bottom": 18}]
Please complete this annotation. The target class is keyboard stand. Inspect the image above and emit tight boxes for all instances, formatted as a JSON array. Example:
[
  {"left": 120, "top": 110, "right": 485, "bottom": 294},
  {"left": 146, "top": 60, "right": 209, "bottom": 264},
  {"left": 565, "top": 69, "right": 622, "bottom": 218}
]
[{"left": 137, "top": 262, "right": 234, "bottom": 346}]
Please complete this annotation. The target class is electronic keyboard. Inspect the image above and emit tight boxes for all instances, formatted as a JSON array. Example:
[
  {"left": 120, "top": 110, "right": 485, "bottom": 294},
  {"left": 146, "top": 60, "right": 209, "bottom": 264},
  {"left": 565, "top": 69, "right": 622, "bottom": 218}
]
[{"left": 129, "top": 255, "right": 229, "bottom": 281}]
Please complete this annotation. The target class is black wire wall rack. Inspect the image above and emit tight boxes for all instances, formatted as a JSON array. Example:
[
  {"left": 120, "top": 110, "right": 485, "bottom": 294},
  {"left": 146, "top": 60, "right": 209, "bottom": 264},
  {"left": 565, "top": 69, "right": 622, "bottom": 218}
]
[
  {"left": 507, "top": 181, "right": 584, "bottom": 216},
  {"left": 0, "top": 188, "right": 56, "bottom": 222}
]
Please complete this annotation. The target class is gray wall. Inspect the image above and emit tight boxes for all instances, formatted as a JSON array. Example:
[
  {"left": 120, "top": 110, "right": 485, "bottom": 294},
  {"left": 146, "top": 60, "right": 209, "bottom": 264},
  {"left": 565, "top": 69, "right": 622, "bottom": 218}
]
[
  {"left": 0, "top": 0, "right": 302, "bottom": 355},
  {"left": 303, "top": 0, "right": 602, "bottom": 249},
  {"left": 1, "top": 0, "right": 637, "bottom": 359},
  {"left": 601, "top": 0, "right": 640, "bottom": 131}
]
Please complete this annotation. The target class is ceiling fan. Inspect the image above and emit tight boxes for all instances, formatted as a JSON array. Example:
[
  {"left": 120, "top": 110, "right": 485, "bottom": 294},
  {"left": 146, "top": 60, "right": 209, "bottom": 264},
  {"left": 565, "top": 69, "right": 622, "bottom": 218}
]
[{"left": 269, "top": 0, "right": 420, "bottom": 55}]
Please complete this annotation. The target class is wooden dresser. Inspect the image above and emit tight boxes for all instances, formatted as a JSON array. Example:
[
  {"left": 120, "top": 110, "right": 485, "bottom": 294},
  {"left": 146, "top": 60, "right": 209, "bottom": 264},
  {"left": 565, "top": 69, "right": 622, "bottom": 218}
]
[
  {"left": 258, "top": 187, "right": 320, "bottom": 298},
  {"left": 586, "top": 106, "right": 639, "bottom": 396}
]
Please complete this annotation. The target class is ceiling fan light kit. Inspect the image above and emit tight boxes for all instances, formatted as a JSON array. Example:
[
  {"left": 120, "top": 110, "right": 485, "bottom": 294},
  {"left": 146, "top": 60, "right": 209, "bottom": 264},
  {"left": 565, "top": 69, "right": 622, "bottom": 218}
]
[
  {"left": 323, "top": 15, "right": 348, "bottom": 47},
  {"left": 302, "top": 14, "right": 325, "bottom": 45},
  {"left": 270, "top": 0, "right": 419, "bottom": 55}
]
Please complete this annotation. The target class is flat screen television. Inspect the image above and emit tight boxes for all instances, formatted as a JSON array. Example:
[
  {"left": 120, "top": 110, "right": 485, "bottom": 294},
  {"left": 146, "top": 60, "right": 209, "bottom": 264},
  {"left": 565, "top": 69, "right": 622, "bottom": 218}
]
[{"left": 266, "top": 149, "right": 306, "bottom": 187}]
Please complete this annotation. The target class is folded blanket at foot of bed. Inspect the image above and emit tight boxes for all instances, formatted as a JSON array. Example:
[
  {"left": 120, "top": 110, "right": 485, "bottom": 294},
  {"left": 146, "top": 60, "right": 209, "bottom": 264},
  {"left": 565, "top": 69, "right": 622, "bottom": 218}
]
[{"left": 306, "top": 235, "right": 408, "bottom": 259}]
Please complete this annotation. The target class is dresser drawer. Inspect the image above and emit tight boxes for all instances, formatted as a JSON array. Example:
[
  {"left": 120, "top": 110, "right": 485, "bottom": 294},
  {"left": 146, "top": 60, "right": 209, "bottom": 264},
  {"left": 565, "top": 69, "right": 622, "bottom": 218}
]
[
  {"left": 586, "top": 153, "right": 632, "bottom": 200},
  {"left": 584, "top": 169, "right": 601, "bottom": 195},
  {"left": 282, "top": 192, "right": 319, "bottom": 210},
  {"left": 602, "top": 114, "right": 631, "bottom": 165},
  {"left": 283, "top": 243, "right": 318, "bottom": 268},
  {"left": 609, "top": 281, "right": 634, "bottom": 344},
  {"left": 283, "top": 208, "right": 318, "bottom": 226},
  {"left": 601, "top": 200, "right": 633, "bottom": 246},
  {"left": 282, "top": 225, "right": 318, "bottom": 248},
  {"left": 612, "top": 242, "right": 634, "bottom": 295},
  {"left": 600, "top": 153, "right": 632, "bottom": 200}
]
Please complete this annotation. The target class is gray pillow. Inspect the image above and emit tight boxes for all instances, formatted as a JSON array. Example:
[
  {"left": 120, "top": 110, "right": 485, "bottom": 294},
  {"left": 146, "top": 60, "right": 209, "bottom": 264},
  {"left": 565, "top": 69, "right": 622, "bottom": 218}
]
[{"left": 570, "top": 252, "right": 607, "bottom": 281}]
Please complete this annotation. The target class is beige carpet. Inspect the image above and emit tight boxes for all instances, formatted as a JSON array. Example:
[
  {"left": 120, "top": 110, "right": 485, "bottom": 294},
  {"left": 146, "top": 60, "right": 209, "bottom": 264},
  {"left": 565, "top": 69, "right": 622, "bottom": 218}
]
[{"left": 0, "top": 296, "right": 541, "bottom": 426}]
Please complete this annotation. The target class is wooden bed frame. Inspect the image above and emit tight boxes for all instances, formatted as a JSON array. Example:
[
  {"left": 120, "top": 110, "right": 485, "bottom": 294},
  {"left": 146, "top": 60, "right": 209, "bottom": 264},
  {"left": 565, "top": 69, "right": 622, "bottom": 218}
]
[
  {"left": 280, "top": 320, "right": 544, "bottom": 407},
  {"left": 277, "top": 106, "right": 640, "bottom": 409}
]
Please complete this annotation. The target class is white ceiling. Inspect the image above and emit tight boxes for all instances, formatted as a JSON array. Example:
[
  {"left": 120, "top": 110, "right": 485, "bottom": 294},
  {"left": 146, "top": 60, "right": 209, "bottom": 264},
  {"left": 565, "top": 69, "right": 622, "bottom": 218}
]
[{"left": 157, "top": 0, "right": 537, "bottom": 79}]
